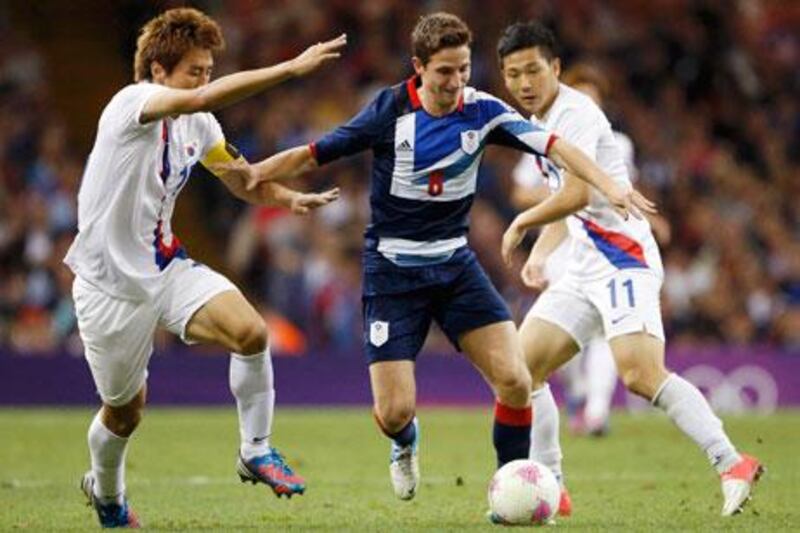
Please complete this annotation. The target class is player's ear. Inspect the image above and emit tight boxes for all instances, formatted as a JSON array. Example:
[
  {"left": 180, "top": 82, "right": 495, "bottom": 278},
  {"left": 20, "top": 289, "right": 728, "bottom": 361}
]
[
  {"left": 552, "top": 57, "right": 561, "bottom": 79},
  {"left": 150, "top": 61, "right": 167, "bottom": 83},
  {"left": 411, "top": 56, "right": 425, "bottom": 76}
]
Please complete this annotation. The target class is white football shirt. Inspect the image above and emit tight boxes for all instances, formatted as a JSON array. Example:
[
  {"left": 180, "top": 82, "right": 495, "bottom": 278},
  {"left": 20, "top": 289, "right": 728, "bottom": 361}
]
[
  {"left": 64, "top": 82, "right": 225, "bottom": 300},
  {"left": 512, "top": 83, "right": 662, "bottom": 281}
]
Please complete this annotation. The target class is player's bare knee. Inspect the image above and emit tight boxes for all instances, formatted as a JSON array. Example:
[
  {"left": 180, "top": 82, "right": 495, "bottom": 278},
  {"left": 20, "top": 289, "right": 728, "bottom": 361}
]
[
  {"left": 494, "top": 370, "right": 531, "bottom": 406},
  {"left": 233, "top": 319, "right": 269, "bottom": 355},
  {"left": 375, "top": 402, "right": 415, "bottom": 434},
  {"left": 103, "top": 403, "right": 143, "bottom": 438}
]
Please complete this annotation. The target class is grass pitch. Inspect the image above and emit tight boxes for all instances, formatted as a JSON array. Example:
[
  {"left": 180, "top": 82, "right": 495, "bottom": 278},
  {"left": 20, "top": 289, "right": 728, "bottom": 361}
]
[{"left": 0, "top": 407, "right": 797, "bottom": 531}]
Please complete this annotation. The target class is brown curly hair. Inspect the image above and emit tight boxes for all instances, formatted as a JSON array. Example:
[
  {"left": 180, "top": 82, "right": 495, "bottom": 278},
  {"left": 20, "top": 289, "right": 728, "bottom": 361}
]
[
  {"left": 133, "top": 7, "right": 224, "bottom": 82},
  {"left": 411, "top": 12, "right": 472, "bottom": 65}
]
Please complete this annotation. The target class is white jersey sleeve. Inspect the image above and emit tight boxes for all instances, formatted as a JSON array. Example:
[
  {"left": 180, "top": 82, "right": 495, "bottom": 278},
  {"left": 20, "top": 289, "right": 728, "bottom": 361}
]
[
  {"left": 196, "top": 112, "right": 226, "bottom": 158},
  {"left": 103, "top": 83, "right": 168, "bottom": 138},
  {"left": 549, "top": 101, "right": 607, "bottom": 161}
]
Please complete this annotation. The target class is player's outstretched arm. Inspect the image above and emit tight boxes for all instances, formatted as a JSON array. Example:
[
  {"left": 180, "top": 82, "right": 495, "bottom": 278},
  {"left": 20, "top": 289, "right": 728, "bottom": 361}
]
[
  {"left": 501, "top": 172, "right": 588, "bottom": 266},
  {"left": 211, "top": 155, "right": 337, "bottom": 211},
  {"left": 256, "top": 183, "right": 340, "bottom": 214},
  {"left": 204, "top": 141, "right": 335, "bottom": 210},
  {"left": 140, "top": 34, "right": 347, "bottom": 123},
  {"left": 250, "top": 146, "right": 319, "bottom": 187},
  {"left": 210, "top": 145, "right": 319, "bottom": 191},
  {"left": 547, "top": 138, "right": 656, "bottom": 219}
]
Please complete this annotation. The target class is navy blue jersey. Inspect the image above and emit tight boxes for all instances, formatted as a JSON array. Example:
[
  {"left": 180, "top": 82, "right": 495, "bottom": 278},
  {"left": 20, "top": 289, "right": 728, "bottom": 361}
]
[{"left": 312, "top": 76, "right": 556, "bottom": 262}]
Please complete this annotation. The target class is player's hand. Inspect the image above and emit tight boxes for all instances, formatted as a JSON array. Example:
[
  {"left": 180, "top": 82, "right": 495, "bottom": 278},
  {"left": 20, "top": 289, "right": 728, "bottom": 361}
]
[
  {"left": 604, "top": 182, "right": 657, "bottom": 220},
  {"left": 501, "top": 220, "right": 526, "bottom": 267},
  {"left": 521, "top": 259, "right": 548, "bottom": 292},
  {"left": 290, "top": 187, "right": 340, "bottom": 215},
  {"left": 290, "top": 34, "right": 347, "bottom": 77},
  {"left": 209, "top": 158, "right": 261, "bottom": 191}
]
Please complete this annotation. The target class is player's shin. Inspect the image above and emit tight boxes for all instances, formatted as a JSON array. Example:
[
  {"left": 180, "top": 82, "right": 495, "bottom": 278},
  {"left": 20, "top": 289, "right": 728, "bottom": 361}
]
[
  {"left": 529, "top": 383, "right": 564, "bottom": 482},
  {"left": 88, "top": 412, "right": 130, "bottom": 505},
  {"left": 653, "top": 373, "right": 740, "bottom": 473},
  {"left": 229, "top": 349, "right": 274, "bottom": 460},
  {"left": 493, "top": 400, "right": 532, "bottom": 467}
]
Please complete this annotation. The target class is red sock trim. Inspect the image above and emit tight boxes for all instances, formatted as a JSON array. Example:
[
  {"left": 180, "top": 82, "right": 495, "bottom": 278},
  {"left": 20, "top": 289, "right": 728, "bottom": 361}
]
[{"left": 494, "top": 400, "right": 532, "bottom": 427}]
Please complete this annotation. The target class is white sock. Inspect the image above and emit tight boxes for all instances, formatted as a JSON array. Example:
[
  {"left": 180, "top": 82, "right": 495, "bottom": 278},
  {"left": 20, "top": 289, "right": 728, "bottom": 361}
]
[
  {"left": 558, "top": 356, "right": 586, "bottom": 403},
  {"left": 230, "top": 349, "right": 274, "bottom": 460},
  {"left": 530, "top": 383, "right": 563, "bottom": 483},
  {"left": 584, "top": 338, "right": 617, "bottom": 425},
  {"left": 88, "top": 412, "right": 128, "bottom": 505},
  {"left": 653, "top": 373, "right": 741, "bottom": 473}
]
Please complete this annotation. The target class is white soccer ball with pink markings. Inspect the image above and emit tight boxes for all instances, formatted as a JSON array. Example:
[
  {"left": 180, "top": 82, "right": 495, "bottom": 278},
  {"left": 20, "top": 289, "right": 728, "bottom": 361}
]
[{"left": 487, "top": 459, "right": 560, "bottom": 525}]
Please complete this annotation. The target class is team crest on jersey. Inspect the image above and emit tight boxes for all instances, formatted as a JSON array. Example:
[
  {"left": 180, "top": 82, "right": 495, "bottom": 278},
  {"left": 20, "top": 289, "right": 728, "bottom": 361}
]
[
  {"left": 185, "top": 142, "right": 199, "bottom": 158},
  {"left": 460, "top": 130, "right": 479, "bottom": 155},
  {"left": 369, "top": 321, "right": 389, "bottom": 347}
]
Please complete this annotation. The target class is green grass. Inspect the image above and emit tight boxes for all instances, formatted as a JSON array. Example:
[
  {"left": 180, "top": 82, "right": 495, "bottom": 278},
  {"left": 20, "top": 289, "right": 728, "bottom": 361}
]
[{"left": 0, "top": 408, "right": 797, "bottom": 531}]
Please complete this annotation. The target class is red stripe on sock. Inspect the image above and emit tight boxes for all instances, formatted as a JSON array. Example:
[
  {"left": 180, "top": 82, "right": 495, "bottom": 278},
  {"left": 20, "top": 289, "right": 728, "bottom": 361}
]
[{"left": 494, "top": 400, "right": 532, "bottom": 427}]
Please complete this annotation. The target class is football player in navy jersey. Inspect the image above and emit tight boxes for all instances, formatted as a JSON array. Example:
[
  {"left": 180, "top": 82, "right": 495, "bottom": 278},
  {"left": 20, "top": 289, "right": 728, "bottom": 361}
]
[{"left": 216, "top": 12, "right": 654, "bottom": 503}]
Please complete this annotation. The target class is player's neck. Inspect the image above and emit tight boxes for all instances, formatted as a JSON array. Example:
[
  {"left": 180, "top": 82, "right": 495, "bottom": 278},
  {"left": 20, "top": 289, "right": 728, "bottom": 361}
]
[{"left": 534, "top": 85, "right": 560, "bottom": 120}]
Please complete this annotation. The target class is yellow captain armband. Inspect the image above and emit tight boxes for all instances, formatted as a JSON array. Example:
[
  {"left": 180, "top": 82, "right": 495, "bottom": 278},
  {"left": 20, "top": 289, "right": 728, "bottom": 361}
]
[{"left": 202, "top": 140, "right": 244, "bottom": 178}]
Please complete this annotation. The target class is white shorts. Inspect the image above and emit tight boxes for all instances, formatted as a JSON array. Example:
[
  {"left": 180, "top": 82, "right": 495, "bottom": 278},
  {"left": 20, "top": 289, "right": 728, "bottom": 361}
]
[
  {"left": 72, "top": 260, "right": 239, "bottom": 406},
  {"left": 528, "top": 269, "right": 665, "bottom": 351}
]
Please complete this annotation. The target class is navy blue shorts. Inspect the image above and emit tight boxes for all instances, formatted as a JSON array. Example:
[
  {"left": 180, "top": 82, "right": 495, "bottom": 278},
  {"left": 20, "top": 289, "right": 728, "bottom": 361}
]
[{"left": 362, "top": 246, "right": 512, "bottom": 364}]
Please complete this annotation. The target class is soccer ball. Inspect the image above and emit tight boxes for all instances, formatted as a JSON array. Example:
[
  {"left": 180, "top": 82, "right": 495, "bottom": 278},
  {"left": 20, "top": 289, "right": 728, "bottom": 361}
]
[{"left": 487, "top": 459, "right": 560, "bottom": 525}]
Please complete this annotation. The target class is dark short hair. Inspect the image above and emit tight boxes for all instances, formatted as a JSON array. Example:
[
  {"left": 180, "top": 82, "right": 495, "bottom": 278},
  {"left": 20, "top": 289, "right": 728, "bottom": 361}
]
[
  {"left": 411, "top": 12, "right": 472, "bottom": 65},
  {"left": 496, "top": 21, "right": 557, "bottom": 66}
]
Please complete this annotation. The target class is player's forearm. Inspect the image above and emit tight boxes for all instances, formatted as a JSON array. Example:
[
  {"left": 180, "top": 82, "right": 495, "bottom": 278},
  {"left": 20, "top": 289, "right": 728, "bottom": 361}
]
[
  {"left": 191, "top": 62, "right": 299, "bottom": 112},
  {"left": 511, "top": 184, "right": 549, "bottom": 210},
  {"left": 548, "top": 139, "right": 618, "bottom": 199},
  {"left": 253, "top": 146, "right": 318, "bottom": 184},
  {"left": 529, "top": 220, "right": 567, "bottom": 264},
  {"left": 226, "top": 176, "right": 307, "bottom": 211},
  {"left": 254, "top": 182, "right": 300, "bottom": 208},
  {"left": 142, "top": 63, "right": 302, "bottom": 122},
  {"left": 513, "top": 183, "right": 586, "bottom": 231}
]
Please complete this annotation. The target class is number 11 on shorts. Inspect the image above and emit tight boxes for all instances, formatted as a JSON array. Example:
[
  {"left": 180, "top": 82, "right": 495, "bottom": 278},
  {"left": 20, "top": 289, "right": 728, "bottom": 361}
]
[{"left": 607, "top": 278, "right": 635, "bottom": 308}]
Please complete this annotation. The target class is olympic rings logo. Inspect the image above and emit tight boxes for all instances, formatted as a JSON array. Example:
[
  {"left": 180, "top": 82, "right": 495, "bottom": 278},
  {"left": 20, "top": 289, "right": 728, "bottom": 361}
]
[
  {"left": 623, "top": 364, "right": 779, "bottom": 414},
  {"left": 678, "top": 365, "right": 778, "bottom": 414}
]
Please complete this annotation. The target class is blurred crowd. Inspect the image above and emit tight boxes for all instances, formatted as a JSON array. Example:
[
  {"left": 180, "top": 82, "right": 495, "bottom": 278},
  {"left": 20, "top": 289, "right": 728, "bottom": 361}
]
[{"left": 0, "top": 0, "right": 797, "bottom": 356}]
